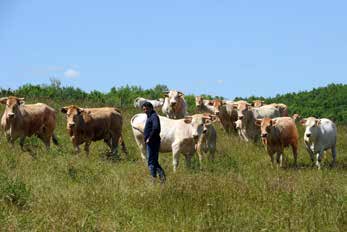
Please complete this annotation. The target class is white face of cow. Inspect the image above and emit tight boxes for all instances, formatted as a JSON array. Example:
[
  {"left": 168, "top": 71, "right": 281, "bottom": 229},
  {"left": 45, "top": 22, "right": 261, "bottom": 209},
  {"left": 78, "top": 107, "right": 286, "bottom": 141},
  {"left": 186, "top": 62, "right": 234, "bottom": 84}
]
[
  {"left": 164, "top": 90, "right": 183, "bottom": 109},
  {"left": 0, "top": 96, "right": 25, "bottom": 120},
  {"left": 61, "top": 105, "right": 84, "bottom": 130},
  {"left": 301, "top": 117, "right": 320, "bottom": 142},
  {"left": 184, "top": 115, "right": 212, "bottom": 143},
  {"left": 233, "top": 102, "right": 251, "bottom": 120}
]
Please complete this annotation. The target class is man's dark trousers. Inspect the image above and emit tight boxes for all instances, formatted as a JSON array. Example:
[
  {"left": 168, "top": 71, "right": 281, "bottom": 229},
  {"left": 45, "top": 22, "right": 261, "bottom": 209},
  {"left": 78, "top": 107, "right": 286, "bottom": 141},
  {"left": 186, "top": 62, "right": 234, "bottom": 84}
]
[{"left": 146, "top": 140, "right": 165, "bottom": 179}]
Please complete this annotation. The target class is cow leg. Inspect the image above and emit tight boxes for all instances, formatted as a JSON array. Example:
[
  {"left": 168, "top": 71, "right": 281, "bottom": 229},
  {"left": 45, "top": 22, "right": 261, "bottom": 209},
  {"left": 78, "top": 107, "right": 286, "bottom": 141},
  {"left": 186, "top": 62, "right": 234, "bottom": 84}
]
[
  {"left": 172, "top": 144, "right": 180, "bottom": 172},
  {"left": 19, "top": 136, "right": 26, "bottom": 151},
  {"left": 316, "top": 150, "right": 324, "bottom": 170},
  {"left": 41, "top": 135, "right": 51, "bottom": 150},
  {"left": 267, "top": 149, "right": 275, "bottom": 167},
  {"left": 104, "top": 138, "right": 112, "bottom": 149},
  {"left": 74, "top": 145, "right": 80, "bottom": 153},
  {"left": 276, "top": 152, "right": 283, "bottom": 167},
  {"left": 111, "top": 136, "right": 119, "bottom": 156},
  {"left": 331, "top": 146, "right": 337, "bottom": 167},
  {"left": 84, "top": 141, "right": 91, "bottom": 156},
  {"left": 184, "top": 154, "right": 193, "bottom": 169},
  {"left": 291, "top": 144, "right": 298, "bottom": 167}
]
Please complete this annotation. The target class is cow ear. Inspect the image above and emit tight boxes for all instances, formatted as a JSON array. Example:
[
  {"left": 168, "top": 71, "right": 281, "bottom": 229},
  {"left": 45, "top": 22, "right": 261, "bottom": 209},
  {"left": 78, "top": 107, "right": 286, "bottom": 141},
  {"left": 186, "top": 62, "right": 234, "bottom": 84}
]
[
  {"left": 61, "top": 107, "right": 68, "bottom": 114},
  {"left": 254, "top": 119, "right": 262, "bottom": 127},
  {"left": 18, "top": 98, "right": 25, "bottom": 105},
  {"left": 178, "top": 92, "right": 184, "bottom": 97},
  {"left": 184, "top": 116, "right": 192, "bottom": 124},
  {"left": 205, "top": 119, "right": 212, "bottom": 125},
  {"left": 0, "top": 97, "right": 8, "bottom": 104},
  {"left": 300, "top": 119, "right": 307, "bottom": 125},
  {"left": 315, "top": 119, "right": 321, "bottom": 126},
  {"left": 209, "top": 114, "right": 218, "bottom": 122},
  {"left": 77, "top": 108, "right": 84, "bottom": 114},
  {"left": 270, "top": 119, "right": 277, "bottom": 126},
  {"left": 163, "top": 91, "right": 169, "bottom": 97}
]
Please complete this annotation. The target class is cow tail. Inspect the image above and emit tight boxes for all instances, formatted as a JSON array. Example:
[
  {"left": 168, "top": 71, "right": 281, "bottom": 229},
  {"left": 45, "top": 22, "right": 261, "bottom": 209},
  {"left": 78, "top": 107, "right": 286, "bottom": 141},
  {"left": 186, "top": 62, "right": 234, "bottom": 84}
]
[
  {"left": 119, "top": 135, "right": 128, "bottom": 155},
  {"left": 52, "top": 133, "right": 59, "bottom": 145}
]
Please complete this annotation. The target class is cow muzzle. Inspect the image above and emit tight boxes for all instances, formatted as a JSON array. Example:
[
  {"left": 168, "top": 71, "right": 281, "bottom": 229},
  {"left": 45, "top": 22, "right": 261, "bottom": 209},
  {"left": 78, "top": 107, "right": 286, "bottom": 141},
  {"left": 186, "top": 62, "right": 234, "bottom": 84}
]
[{"left": 7, "top": 113, "right": 15, "bottom": 119}]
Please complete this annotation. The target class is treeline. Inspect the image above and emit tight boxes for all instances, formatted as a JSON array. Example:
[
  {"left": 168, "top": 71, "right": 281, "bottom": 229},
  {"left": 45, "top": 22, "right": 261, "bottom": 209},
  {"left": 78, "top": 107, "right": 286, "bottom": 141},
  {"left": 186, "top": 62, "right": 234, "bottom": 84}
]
[{"left": 1, "top": 80, "right": 346, "bottom": 123}]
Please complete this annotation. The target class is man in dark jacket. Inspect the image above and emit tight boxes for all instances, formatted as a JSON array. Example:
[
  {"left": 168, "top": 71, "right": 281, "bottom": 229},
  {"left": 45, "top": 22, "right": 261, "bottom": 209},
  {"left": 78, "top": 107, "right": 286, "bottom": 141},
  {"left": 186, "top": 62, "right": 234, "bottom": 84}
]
[{"left": 142, "top": 102, "right": 166, "bottom": 183}]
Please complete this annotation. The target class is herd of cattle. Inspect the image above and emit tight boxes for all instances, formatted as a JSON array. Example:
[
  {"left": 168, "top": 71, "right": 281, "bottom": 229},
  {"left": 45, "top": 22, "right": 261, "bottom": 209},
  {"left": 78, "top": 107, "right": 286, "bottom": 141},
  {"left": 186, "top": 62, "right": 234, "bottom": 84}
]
[{"left": 0, "top": 91, "right": 338, "bottom": 171}]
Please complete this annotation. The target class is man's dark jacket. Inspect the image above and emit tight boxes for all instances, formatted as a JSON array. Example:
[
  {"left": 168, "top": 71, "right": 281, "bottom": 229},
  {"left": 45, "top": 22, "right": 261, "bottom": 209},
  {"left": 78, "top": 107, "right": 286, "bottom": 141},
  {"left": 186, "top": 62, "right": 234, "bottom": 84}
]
[{"left": 144, "top": 110, "right": 161, "bottom": 143}]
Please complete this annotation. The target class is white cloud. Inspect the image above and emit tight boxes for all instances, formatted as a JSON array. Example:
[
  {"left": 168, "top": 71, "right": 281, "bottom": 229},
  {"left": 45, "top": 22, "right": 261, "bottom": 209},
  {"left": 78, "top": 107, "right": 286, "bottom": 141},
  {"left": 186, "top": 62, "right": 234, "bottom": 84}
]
[
  {"left": 64, "top": 69, "right": 80, "bottom": 78},
  {"left": 217, "top": 79, "right": 224, "bottom": 84}
]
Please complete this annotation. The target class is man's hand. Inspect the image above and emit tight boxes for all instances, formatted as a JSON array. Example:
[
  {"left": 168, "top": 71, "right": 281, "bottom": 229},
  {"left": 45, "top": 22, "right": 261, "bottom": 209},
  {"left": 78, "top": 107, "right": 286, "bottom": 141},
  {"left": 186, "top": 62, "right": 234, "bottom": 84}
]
[{"left": 146, "top": 138, "right": 150, "bottom": 144}]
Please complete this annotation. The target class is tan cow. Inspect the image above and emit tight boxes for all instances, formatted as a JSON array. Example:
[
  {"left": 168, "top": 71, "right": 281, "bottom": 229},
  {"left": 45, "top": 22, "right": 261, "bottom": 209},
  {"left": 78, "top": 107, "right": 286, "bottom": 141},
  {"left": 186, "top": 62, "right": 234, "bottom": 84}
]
[
  {"left": 0, "top": 96, "right": 58, "bottom": 150},
  {"left": 61, "top": 105, "right": 127, "bottom": 156},
  {"left": 255, "top": 117, "right": 299, "bottom": 167}
]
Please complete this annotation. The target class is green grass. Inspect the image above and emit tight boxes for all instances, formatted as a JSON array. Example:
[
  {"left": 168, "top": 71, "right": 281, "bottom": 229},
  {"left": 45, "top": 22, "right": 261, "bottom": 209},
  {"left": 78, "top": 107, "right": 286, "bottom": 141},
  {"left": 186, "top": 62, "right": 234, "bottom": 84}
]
[{"left": 0, "top": 100, "right": 346, "bottom": 231}]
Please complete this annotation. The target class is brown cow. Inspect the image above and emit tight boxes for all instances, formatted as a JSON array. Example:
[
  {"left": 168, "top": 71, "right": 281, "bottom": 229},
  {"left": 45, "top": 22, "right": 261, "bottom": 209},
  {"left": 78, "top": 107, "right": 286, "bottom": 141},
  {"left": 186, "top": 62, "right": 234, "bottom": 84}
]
[
  {"left": 61, "top": 105, "right": 127, "bottom": 156},
  {"left": 255, "top": 117, "right": 299, "bottom": 167},
  {"left": 0, "top": 96, "right": 58, "bottom": 150}
]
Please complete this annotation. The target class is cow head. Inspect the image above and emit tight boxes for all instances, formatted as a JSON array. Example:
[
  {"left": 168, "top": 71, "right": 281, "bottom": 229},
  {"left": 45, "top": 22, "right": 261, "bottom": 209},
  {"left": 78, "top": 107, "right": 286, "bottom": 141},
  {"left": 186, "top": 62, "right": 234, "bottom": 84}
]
[
  {"left": 184, "top": 114, "right": 216, "bottom": 143},
  {"left": 164, "top": 90, "right": 184, "bottom": 109},
  {"left": 233, "top": 101, "right": 251, "bottom": 120},
  {"left": 252, "top": 100, "right": 265, "bottom": 107},
  {"left": 255, "top": 118, "right": 276, "bottom": 144},
  {"left": 212, "top": 99, "right": 225, "bottom": 115},
  {"left": 61, "top": 105, "right": 85, "bottom": 130},
  {"left": 300, "top": 117, "right": 320, "bottom": 142},
  {"left": 0, "top": 96, "right": 25, "bottom": 120}
]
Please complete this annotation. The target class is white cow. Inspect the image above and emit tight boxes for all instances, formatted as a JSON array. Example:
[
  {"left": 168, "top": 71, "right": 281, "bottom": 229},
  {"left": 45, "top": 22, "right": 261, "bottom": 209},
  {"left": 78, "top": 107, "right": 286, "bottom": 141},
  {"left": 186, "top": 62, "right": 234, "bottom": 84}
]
[
  {"left": 161, "top": 90, "right": 187, "bottom": 119},
  {"left": 131, "top": 113, "right": 216, "bottom": 171},
  {"left": 300, "top": 117, "right": 337, "bottom": 169},
  {"left": 134, "top": 97, "right": 164, "bottom": 111}
]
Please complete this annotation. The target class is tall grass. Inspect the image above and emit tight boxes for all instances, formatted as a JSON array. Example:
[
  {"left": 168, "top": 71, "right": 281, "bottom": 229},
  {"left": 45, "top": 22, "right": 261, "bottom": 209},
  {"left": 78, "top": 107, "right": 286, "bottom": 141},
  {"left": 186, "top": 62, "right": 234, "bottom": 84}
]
[{"left": 0, "top": 99, "right": 346, "bottom": 231}]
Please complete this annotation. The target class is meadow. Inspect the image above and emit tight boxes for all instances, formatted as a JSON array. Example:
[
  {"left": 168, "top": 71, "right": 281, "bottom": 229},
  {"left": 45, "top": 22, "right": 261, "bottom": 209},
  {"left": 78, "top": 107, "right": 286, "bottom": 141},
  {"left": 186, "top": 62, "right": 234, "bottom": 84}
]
[{"left": 0, "top": 99, "right": 346, "bottom": 231}]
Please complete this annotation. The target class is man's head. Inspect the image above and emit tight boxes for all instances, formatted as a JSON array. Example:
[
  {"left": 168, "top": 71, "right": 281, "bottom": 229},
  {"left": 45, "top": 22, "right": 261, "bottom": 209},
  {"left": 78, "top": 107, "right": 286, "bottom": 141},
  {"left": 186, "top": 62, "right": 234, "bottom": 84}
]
[{"left": 142, "top": 102, "right": 154, "bottom": 114}]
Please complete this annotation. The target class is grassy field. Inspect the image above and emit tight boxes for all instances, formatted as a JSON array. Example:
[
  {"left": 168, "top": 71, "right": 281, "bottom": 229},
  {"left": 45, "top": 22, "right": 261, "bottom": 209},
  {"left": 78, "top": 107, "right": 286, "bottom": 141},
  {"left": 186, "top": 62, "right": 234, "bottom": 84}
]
[{"left": 0, "top": 99, "right": 346, "bottom": 231}]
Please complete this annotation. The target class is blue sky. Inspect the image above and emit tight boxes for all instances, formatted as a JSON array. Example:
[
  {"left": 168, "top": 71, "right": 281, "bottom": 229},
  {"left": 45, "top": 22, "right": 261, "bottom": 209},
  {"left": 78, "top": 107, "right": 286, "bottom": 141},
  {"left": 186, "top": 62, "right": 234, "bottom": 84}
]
[{"left": 1, "top": 0, "right": 346, "bottom": 99}]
